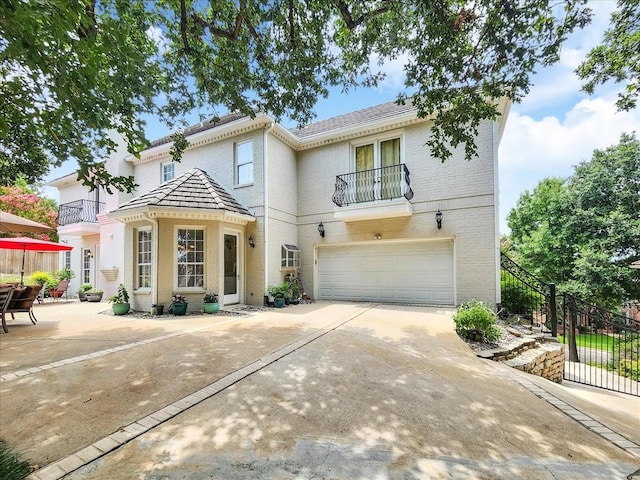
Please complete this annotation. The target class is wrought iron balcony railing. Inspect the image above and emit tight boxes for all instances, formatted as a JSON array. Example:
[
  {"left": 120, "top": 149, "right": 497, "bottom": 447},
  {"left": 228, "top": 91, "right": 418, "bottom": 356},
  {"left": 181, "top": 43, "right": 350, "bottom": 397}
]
[
  {"left": 58, "top": 199, "right": 105, "bottom": 226},
  {"left": 332, "top": 163, "right": 414, "bottom": 207}
]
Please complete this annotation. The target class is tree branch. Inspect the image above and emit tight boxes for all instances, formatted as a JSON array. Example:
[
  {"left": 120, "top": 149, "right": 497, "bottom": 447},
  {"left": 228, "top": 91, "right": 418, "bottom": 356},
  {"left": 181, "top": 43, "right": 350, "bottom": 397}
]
[{"left": 335, "top": 0, "right": 394, "bottom": 29}]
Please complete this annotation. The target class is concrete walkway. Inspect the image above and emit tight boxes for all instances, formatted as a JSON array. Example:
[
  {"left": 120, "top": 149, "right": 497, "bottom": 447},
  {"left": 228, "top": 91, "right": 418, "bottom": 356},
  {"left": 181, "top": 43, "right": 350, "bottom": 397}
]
[{"left": 1, "top": 301, "right": 638, "bottom": 479}]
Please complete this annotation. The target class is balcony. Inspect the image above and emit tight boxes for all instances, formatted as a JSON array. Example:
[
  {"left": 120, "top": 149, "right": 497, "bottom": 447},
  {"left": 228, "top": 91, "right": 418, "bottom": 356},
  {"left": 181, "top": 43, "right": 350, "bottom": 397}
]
[
  {"left": 332, "top": 164, "right": 414, "bottom": 222},
  {"left": 57, "top": 199, "right": 105, "bottom": 236}
]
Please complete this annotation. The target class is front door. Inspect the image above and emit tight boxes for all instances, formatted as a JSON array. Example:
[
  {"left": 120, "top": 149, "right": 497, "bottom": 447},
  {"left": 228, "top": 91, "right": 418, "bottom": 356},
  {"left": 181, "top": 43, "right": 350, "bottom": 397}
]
[{"left": 223, "top": 233, "right": 239, "bottom": 304}]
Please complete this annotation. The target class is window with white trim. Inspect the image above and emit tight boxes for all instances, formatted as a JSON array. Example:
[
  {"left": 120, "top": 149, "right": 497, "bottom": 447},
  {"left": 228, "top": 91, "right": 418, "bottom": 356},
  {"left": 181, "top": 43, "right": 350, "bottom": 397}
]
[
  {"left": 82, "top": 249, "right": 91, "bottom": 284},
  {"left": 281, "top": 244, "right": 300, "bottom": 269},
  {"left": 137, "top": 229, "right": 152, "bottom": 289},
  {"left": 162, "top": 162, "right": 175, "bottom": 182},
  {"left": 63, "top": 251, "right": 71, "bottom": 270},
  {"left": 235, "top": 140, "right": 253, "bottom": 185},
  {"left": 177, "top": 228, "right": 204, "bottom": 287}
]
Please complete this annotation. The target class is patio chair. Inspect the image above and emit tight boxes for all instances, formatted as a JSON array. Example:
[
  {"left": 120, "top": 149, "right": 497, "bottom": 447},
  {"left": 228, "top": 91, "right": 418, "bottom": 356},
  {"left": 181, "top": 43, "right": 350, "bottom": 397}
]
[
  {"left": 7, "top": 285, "right": 42, "bottom": 329},
  {"left": 0, "top": 286, "right": 15, "bottom": 334},
  {"left": 49, "top": 279, "right": 69, "bottom": 301}
]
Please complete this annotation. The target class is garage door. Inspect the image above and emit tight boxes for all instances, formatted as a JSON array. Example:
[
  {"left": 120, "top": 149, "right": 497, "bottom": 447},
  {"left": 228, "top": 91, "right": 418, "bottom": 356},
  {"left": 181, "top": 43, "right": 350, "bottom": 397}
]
[{"left": 317, "top": 241, "right": 454, "bottom": 305}]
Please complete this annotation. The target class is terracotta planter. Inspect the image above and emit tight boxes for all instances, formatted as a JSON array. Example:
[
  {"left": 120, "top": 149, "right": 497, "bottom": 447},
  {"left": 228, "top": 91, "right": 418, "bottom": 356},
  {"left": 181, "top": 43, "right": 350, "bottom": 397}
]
[
  {"left": 172, "top": 303, "right": 188, "bottom": 316},
  {"left": 203, "top": 302, "right": 219, "bottom": 314}
]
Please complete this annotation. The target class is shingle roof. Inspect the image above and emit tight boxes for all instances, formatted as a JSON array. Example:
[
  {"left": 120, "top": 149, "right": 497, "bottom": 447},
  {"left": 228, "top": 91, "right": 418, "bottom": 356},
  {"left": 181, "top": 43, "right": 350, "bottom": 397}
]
[
  {"left": 145, "top": 100, "right": 418, "bottom": 149},
  {"left": 290, "top": 100, "right": 417, "bottom": 139},
  {"left": 114, "top": 168, "right": 252, "bottom": 216},
  {"left": 149, "top": 111, "right": 248, "bottom": 148}
]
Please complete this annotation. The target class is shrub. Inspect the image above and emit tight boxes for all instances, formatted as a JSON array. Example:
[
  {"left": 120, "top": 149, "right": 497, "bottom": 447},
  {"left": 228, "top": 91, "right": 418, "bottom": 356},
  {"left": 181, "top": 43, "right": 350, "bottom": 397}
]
[
  {"left": 108, "top": 284, "right": 129, "bottom": 304},
  {"left": 0, "top": 438, "right": 30, "bottom": 480},
  {"left": 30, "top": 271, "right": 56, "bottom": 289},
  {"left": 500, "top": 271, "right": 544, "bottom": 315},
  {"left": 454, "top": 300, "right": 501, "bottom": 343}
]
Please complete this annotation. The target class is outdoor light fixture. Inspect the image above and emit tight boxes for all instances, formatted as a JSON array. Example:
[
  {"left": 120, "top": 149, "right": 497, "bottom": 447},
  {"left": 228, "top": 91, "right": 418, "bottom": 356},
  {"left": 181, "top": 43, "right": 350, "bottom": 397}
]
[
  {"left": 248, "top": 235, "right": 255, "bottom": 248},
  {"left": 318, "top": 222, "right": 325, "bottom": 238},
  {"left": 435, "top": 209, "right": 443, "bottom": 229},
  {"left": 374, "top": 234, "right": 381, "bottom": 240}
]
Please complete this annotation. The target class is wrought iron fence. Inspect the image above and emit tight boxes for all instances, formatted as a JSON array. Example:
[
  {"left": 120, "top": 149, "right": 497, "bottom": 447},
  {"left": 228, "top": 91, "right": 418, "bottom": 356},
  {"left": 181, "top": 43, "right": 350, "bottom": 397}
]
[
  {"left": 332, "top": 164, "right": 414, "bottom": 207},
  {"left": 499, "top": 253, "right": 557, "bottom": 336},
  {"left": 58, "top": 200, "right": 105, "bottom": 225},
  {"left": 562, "top": 293, "right": 639, "bottom": 396}
]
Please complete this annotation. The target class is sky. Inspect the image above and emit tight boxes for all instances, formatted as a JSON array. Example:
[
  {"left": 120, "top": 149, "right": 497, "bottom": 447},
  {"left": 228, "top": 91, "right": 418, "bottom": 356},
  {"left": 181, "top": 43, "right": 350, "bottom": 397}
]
[{"left": 44, "top": 2, "right": 639, "bottom": 234}]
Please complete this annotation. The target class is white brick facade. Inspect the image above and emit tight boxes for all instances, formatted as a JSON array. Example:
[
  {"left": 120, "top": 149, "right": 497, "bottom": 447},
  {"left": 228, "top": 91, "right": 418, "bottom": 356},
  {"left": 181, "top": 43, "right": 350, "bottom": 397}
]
[{"left": 51, "top": 101, "right": 508, "bottom": 309}]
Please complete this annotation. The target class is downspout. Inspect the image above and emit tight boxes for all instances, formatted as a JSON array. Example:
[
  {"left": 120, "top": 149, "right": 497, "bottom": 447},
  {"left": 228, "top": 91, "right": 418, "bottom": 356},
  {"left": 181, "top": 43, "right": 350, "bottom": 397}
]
[
  {"left": 492, "top": 120, "right": 501, "bottom": 307},
  {"left": 143, "top": 212, "right": 159, "bottom": 306},
  {"left": 263, "top": 122, "right": 275, "bottom": 295}
]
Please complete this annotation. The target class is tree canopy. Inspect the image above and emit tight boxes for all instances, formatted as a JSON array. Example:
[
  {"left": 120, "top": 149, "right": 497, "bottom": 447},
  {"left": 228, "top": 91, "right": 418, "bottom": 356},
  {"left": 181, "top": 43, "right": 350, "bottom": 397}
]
[
  {"left": 0, "top": 182, "right": 59, "bottom": 241},
  {"left": 506, "top": 133, "right": 640, "bottom": 309},
  {"left": 1, "top": 0, "right": 593, "bottom": 191},
  {"left": 576, "top": 0, "right": 640, "bottom": 111}
]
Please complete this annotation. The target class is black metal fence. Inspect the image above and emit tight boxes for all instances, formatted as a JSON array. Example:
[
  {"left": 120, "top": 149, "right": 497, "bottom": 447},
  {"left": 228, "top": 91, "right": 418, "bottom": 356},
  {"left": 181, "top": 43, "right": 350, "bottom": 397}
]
[
  {"left": 562, "top": 293, "right": 639, "bottom": 396},
  {"left": 58, "top": 199, "right": 105, "bottom": 225},
  {"left": 499, "top": 253, "right": 557, "bottom": 336},
  {"left": 500, "top": 253, "right": 639, "bottom": 396},
  {"left": 332, "top": 164, "right": 414, "bottom": 207}
]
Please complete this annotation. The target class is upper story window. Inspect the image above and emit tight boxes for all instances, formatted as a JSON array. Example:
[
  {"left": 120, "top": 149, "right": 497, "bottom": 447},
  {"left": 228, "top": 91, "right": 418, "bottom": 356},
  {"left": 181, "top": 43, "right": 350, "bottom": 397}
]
[
  {"left": 354, "top": 136, "right": 401, "bottom": 171},
  {"left": 176, "top": 228, "right": 204, "bottom": 288},
  {"left": 162, "top": 162, "right": 175, "bottom": 183},
  {"left": 235, "top": 140, "right": 253, "bottom": 186}
]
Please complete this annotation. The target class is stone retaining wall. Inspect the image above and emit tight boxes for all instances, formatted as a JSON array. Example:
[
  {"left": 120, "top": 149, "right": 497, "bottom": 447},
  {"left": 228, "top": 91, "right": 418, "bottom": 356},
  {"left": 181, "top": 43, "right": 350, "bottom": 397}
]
[{"left": 477, "top": 333, "right": 565, "bottom": 383}]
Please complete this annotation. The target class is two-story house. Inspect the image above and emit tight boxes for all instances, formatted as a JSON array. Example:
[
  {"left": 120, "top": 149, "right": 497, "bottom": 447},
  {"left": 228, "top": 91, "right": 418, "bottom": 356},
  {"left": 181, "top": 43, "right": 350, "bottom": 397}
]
[{"left": 50, "top": 99, "right": 510, "bottom": 312}]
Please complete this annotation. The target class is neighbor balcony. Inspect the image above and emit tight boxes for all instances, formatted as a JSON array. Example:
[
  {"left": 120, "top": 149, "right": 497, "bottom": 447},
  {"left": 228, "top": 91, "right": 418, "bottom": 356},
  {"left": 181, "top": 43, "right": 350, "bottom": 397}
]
[
  {"left": 57, "top": 199, "right": 105, "bottom": 236},
  {"left": 331, "top": 164, "right": 414, "bottom": 222}
]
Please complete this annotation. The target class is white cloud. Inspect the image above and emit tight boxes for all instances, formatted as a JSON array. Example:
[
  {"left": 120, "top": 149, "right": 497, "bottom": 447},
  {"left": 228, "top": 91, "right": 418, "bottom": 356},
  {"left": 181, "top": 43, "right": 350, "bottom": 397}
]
[{"left": 498, "top": 95, "right": 640, "bottom": 233}]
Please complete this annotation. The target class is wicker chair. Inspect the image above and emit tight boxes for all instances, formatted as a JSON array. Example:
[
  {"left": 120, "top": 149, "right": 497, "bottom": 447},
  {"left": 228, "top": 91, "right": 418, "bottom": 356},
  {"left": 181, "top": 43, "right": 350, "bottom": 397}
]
[
  {"left": 6, "top": 285, "right": 43, "bottom": 329},
  {"left": 0, "top": 286, "right": 15, "bottom": 333}
]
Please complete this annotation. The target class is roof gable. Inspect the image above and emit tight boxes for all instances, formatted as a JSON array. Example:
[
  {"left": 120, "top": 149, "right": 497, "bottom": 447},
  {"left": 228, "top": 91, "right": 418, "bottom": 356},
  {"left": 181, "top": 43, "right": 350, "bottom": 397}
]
[{"left": 111, "top": 168, "right": 252, "bottom": 217}]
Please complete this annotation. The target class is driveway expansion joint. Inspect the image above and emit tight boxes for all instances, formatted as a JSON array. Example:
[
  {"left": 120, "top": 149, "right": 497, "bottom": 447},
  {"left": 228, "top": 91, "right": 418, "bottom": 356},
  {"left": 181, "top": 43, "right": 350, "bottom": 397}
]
[{"left": 26, "top": 307, "right": 372, "bottom": 480}]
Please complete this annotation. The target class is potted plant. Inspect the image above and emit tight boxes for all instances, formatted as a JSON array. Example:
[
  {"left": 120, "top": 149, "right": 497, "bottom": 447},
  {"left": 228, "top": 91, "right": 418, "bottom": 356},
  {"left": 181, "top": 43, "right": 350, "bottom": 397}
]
[
  {"left": 168, "top": 293, "right": 188, "bottom": 315},
  {"left": 202, "top": 291, "right": 219, "bottom": 314},
  {"left": 77, "top": 283, "right": 93, "bottom": 302},
  {"left": 108, "top": 284, "right": 130, "bottom": 315},
  {"left": 268, "top": 284, "right": 287, "bottom": 308},
  {"left": 85, "top": 289, "right": 104, "bottom": 302}
]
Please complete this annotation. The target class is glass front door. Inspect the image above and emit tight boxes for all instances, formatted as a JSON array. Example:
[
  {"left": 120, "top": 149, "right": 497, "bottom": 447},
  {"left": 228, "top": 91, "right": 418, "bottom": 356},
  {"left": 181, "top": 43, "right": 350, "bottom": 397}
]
[{"left": 223, "top": 233, "right": 239, "bottom": 304}]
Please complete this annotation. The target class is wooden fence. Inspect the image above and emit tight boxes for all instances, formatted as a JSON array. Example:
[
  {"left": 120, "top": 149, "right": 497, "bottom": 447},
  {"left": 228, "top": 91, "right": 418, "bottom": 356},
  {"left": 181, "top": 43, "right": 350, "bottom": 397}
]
[{"left": 0, "top": 249, "right": 60, "bottom": 280}]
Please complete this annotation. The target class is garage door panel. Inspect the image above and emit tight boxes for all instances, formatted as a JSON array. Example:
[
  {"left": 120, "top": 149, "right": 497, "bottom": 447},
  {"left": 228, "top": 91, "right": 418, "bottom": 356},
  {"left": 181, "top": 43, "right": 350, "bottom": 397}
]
[{"left": 318, "top": 241, "right": 454, "bottom": 305}]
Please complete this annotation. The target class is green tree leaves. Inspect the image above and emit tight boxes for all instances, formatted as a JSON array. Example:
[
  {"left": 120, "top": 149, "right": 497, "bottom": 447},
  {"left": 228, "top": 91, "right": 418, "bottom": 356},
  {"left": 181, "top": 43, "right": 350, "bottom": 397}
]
[
  {"left": 1, "top": 0, "right": 593, "bottom": 191},
  {"left": 576, "top": 0, "right": 640, "bottom": 111},
  {"left": 507, "top": 133, "right": 640, "bottom": 308}
]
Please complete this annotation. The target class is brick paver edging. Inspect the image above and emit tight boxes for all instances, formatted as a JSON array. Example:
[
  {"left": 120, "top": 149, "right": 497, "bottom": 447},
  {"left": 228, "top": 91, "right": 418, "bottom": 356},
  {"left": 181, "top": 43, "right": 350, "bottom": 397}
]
[
  {"left": 1, "top": 317, "right": 245, "bottom": 383},
  {"left": 510, "top": 374, "right": 640, "bottom": 459},
  {"left": 27, "top": 307, "right": 374, "bottom": 480}
]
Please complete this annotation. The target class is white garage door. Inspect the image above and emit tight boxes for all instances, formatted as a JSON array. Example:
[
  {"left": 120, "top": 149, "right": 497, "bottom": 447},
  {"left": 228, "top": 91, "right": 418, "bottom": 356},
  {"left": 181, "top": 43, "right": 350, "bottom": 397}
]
[{"left": 317, "top": 241, "right": 454, "bottom": 305}]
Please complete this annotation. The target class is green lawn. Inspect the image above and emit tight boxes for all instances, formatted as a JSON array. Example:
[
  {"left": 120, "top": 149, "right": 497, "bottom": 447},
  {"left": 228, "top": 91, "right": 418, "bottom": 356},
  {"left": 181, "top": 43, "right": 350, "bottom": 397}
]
[{"left": 558, "top": 333, "right": 616, "bottom": 352}]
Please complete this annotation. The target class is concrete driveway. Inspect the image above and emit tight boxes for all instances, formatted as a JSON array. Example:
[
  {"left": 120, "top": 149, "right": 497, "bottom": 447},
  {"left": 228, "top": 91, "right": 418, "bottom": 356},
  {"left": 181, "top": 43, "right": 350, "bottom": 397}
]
[{"left": 0, "top": 301, "right": 638, "bottom": 480}]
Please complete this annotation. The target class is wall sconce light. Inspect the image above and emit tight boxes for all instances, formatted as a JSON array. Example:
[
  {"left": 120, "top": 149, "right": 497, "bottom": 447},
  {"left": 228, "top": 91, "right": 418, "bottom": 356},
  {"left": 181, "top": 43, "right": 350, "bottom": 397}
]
[
  {"left": 248, "top": 235, "right": 255, "bottom": 248},
  {"left": 318, "top": 222, "right": 325, "bottom": 238},
  {"left": 374, "top": 234, "right": 381, "bottom": 240},
  {"left": 435, "top": 209, "right": 443, "bottom": 229}
]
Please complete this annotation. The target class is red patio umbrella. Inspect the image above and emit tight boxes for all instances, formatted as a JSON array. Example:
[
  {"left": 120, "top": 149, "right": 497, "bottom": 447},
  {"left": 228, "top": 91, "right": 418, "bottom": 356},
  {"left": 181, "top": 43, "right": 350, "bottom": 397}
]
[{"left": 0, "top": 237, "right": 73, "bottom": 286}]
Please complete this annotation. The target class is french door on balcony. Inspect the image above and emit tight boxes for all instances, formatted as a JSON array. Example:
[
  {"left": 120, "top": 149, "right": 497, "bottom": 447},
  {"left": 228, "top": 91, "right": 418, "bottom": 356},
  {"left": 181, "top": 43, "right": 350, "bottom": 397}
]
[{"left": 355, "top": 137, "right": 401, "bottom": 202}]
